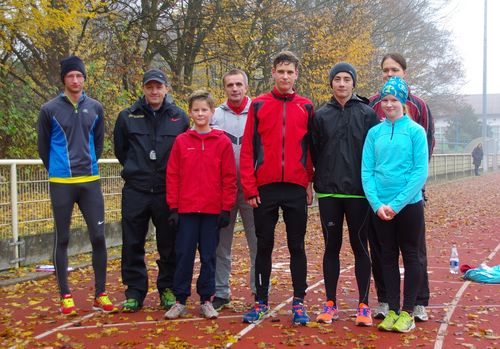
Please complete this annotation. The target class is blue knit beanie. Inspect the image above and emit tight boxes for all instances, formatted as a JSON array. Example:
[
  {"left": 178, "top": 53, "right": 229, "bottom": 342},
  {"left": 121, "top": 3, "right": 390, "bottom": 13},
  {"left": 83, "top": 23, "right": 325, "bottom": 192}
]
[{"left": 380, "top": 76, "right": 408, "bottom": 104}]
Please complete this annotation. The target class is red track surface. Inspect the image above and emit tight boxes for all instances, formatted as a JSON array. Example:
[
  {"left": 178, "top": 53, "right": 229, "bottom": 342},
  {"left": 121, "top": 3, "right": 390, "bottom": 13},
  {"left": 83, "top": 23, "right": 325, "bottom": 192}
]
[{"left": 1, "top": 173, "right": 499, "bottom": 348}]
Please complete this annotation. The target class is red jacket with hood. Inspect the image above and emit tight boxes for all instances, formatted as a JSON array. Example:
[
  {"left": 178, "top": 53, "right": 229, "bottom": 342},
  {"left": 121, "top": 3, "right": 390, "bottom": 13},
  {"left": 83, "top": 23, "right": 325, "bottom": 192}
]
[{"left": 167, "top": 128, "right": 237, "bottom": 214}]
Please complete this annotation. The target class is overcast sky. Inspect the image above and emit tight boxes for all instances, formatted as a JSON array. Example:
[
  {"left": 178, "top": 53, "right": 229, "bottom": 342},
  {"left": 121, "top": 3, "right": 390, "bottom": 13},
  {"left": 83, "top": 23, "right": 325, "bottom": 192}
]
[{"left": 441, "top": 0, "right": 500, "bottom": 95}]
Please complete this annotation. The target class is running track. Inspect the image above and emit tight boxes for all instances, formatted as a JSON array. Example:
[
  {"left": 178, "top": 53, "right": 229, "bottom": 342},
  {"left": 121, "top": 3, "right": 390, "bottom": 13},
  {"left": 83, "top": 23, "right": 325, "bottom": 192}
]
[{"left": 1, "top": 173, "right": 499, "bottom": 348}]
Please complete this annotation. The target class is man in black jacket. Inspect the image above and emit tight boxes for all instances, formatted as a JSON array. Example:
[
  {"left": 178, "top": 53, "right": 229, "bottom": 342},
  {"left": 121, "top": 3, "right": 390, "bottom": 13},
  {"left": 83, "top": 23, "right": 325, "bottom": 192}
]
[
  {"left": 114, "top": 69, "right": 189, "bottom": 312},
  {"left": 310, "top": 62, "right": 379, "bottom": 326}
]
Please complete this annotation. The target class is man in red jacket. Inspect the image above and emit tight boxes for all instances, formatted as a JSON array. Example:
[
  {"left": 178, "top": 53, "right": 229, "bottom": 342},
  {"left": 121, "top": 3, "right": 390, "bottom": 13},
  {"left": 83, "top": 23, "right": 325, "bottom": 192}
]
[{"left": 240, "top": 51, "right": 314, "bottom": 325}]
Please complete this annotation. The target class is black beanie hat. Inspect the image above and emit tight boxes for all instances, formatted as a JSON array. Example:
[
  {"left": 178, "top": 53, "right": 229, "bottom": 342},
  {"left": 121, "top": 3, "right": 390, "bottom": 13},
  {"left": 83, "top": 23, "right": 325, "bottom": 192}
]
[
  {"left": 328, "top": 62, "right": 357, "bottom": 87},
  {"left": 60, "top": 55, "right": 86, "bottom": 82}
]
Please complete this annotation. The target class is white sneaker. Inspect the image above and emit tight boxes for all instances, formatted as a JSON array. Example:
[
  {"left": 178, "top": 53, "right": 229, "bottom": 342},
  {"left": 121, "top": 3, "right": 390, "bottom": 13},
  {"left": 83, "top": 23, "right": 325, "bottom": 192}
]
[
  {"left": 200, "top": 301, "right": 218, "bottom": 319},
  {"left": 413, "top": 305, "right": 429, "bottom": 322},
  {"left": 374, "top": 302, "right": 389, "bottom": 319},
  {"left": 164, "top": 302, "right": 186, "bottom": 319}
]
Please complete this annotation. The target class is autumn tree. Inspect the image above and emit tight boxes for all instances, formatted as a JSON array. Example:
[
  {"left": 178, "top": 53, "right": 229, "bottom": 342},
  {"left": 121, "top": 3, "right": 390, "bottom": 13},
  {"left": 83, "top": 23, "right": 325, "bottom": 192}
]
[
  {"left": 0, "top": 0, "right": 104, "bottom": 157},
  {"left": 363, "top": 0, "right": 464, "bottom": 100},
  {"left": 295, "top": 0, "right": 376, "bottom": 104},
  {"left": 0, "top": 0, "right": 465, "bottom": 158}
]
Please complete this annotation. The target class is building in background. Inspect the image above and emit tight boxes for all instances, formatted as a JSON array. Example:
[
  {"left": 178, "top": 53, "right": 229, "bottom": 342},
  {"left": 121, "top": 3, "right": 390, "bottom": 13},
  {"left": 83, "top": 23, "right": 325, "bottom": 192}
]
[{"left": 434, "top": 94, "right": 500, "bottom": 153}]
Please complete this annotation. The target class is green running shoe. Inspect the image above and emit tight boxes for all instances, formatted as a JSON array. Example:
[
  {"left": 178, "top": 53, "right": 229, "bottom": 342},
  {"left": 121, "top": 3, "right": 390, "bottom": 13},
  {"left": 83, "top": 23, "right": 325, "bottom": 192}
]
[
  {"left": 160, "top": 288, "right": 176, "bottom": 310},
  {"left": 377, "top": 309, "right": 399, "bottom": 331},
  {"left": 122, "top": 298, "right": 141, "bottom": 313},
  {"left": 392, "top": 310, "right": 415, "bottom": 333}
]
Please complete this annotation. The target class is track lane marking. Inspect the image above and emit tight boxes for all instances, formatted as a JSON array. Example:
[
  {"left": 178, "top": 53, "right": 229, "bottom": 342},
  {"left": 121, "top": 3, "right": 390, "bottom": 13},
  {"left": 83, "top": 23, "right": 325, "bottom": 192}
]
[
  {"left": 434, "top": 242, "right": 500, "bottom": 349},
  {"left": 226, "top": 265, "right": 355, "bottom": 348}
]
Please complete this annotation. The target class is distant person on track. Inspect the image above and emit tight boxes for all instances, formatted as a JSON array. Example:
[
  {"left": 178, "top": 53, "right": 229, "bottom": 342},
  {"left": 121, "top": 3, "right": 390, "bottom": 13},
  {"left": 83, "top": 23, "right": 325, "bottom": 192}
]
[
  {"left": 211, "top": 69, "right": 257, "bottom": 311},
  {"left": 240, "top": 51, "right": 314, "bottom": 325},
  {"left": 164, "top": 90, "right": 237, "bottom": 320},
  {"left": 37, "top": 55, "right": 117, "bottom": 316},
  {"left": 472, "top": 143, "right": 483, "bottom": 176},
  {"left": 362, "top": 77, "right": 429, "bottom": 333},
  {"left": 114, "top": 69, "right": 189, "bottom": 312},
  {"left": 310, "top": 62, "right": 379, "bottom": 326},
  {"left": 369, "top": 53, "right": 435, "bottom": 322}
]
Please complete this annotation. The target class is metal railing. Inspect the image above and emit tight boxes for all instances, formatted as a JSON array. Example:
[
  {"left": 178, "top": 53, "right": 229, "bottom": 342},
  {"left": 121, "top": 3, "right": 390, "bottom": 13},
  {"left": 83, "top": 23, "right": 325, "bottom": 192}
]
[{"left": 0, "top": 153, "right": 498, "bottom": 269}]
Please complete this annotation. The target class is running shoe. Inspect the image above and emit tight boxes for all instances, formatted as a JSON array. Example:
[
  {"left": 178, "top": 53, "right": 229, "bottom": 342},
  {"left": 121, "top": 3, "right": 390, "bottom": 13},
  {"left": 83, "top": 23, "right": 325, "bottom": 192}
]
[
  {"left": 93, "top": 292, "right": 118, "bottom": 313},
  {"left": 413, "top": 305, "right": 429, "bottom": 322},
  {"left": 242, "top": 301, "right": 269, "bottom": 323},
  {"left": 392, "top": 310, "right": 415, "bottom": 333},
  {"left": 374, "top": 302, "right": 389, "bottom": 319},
  {"left": 212, "top": 296, "right": 230, "bottom": 311},
  {"left": 60, "top": 294, "right": 77, "bottom": 316},
  {"left": 355, "top": 303, "right": 373, "bottom": 326},
  {"left": 122, "top": 298, "right": 141, "bottom": 313},
  {"left": 164, "top": 302, "right": 187, "bottom": 319},
  {"left": 160, "top": 288, "right": 176, "bottom": 310},
  {"left": 316, "top": 300, "right": 339, "bottom": 324},
  {"left": 292, "top": 299, "right": 310, "bottom": 325},
  {"left": 377, "top": 309, "right": 399, "bottom": 331},
  {"left": 200, "top": 301, "right": 219, "bottom": 319}
]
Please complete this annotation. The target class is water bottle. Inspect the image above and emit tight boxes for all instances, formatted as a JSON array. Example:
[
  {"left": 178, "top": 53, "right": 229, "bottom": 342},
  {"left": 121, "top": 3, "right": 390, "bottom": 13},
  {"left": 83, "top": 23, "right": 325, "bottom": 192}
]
[{"left": 449, "top": 244, "right": 459, "bottom": 274}]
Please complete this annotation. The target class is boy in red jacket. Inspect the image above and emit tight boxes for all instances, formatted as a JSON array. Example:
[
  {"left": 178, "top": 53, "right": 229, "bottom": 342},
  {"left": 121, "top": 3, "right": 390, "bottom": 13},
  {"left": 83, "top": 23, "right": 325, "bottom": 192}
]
[{"left": 165, "top": 90, "right": 237, "bottom": 319}]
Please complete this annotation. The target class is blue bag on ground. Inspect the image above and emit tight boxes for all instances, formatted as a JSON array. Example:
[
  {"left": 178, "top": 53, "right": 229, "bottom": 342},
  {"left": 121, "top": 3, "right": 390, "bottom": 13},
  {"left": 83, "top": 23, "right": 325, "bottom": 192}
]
[{"left": 463, "top": 264, "right": 500, "bottom": 284}]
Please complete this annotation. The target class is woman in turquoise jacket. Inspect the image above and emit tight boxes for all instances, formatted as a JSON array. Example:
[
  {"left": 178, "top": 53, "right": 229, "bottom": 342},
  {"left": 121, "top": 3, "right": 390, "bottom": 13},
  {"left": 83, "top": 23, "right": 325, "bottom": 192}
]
[{"left": 361, "top": 77, "right": 428, "bottom": 333}]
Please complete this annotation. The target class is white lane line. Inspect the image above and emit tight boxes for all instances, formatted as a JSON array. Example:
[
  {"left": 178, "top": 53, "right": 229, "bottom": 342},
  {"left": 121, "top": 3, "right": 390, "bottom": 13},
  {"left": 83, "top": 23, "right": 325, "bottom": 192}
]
[
  {"left": 434, "top": 242, "right": 500, "bottom": 349},
  {"left": 226, "top": 265, "right": 355, "bottom": 348},
  {"left": 8, "top": 312, "right": 99, "bottom": 348},
  {"left": 55, "top": 302, "right": 500, "bottom": 334},
  {"left": 35, "top": 313, "right": 97, "bottom": 339},
  {"left": 59, "top": 314, "right": 243, "bottom": 331}
]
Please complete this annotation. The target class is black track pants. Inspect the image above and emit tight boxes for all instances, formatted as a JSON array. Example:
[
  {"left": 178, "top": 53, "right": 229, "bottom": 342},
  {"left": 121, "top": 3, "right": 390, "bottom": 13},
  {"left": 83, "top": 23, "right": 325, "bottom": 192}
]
[
  {"left": 372, "top": 201, "right": 424, "bottom": 313},
  {"left": 318, "top": 197, "right": 371, "bottom": 305},
  {"left": 120, "top": 184, "right": 176, "bottom": 304},
  {"left": 253, "top": 183, "right": 308, "bottom": 303},
  {"left": 50, "top": 180, "right": 107, "bottom": 296}
]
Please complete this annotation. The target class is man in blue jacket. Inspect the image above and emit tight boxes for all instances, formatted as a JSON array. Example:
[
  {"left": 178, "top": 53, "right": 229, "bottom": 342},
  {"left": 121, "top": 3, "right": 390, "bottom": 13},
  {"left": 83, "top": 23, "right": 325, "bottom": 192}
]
[{"left": 38, "top": 55, "right": 117, "bottom": 316}]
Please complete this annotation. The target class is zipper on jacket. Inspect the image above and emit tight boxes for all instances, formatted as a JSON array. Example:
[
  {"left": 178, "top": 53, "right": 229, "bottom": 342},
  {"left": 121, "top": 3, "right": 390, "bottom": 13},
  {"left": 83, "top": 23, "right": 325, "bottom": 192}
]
[
  {"left": 282, "top": 101, "right": 286, "bottom": 181},
  {"left": 391, "top": 122, "right": 395, "bottom": 140}
]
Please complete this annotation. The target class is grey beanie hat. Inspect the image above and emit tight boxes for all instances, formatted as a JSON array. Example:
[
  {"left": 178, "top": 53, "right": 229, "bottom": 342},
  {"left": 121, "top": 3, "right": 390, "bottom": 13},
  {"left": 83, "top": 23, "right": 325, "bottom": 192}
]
[{"left": 328, "top": 62, "right": 357, "bottom": 87}]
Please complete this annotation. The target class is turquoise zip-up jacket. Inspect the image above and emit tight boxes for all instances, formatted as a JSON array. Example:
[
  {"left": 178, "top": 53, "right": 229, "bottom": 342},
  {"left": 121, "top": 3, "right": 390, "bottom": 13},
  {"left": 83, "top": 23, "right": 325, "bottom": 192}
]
[{"left": 361, "top": 114, "right": 428, "bottom": 214}]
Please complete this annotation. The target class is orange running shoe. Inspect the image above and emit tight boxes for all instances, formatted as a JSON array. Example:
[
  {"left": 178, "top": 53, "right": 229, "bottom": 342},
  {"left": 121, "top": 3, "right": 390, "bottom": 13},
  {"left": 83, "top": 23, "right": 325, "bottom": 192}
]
[
  {"left": 316, "top": 300, "right": 339, "bottom": 324},
  {"left": 93, "top": 292, "right": 118, "bottom": 313},
  {"left": 60, "top": 294, "right": 78, "bottom": 316},
  {"left": 355, "top": 303, "right": 373, "bottom": 326}
]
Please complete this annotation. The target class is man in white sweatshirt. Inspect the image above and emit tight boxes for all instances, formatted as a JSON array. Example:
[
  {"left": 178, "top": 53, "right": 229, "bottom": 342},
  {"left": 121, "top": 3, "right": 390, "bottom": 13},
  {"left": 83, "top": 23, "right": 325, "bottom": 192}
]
[{"left": 211, "top": 69, "right": 257, "bottom": 310}]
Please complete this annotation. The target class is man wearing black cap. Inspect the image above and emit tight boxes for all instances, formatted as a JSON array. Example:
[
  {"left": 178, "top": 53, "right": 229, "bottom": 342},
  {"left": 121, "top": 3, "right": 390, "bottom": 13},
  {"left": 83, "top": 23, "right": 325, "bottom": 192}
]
[
  {"left": 310, "top": 62, "right": 379, "bottom": 326},
  {"left": 38, "top": 55, "right": 117, "bottom": 316},
  {"left": 114, "top": 69, "right": 189, "bottom": 312}
]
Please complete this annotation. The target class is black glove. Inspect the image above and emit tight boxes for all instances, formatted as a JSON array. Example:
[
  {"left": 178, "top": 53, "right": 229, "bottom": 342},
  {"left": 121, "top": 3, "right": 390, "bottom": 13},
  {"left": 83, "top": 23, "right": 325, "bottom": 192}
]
[
  {"left": 217, "top": 210, "right": 230, "bottom": 228},
  {"left": 168, "top": 209, "right": 179, "bottom": 230}
]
